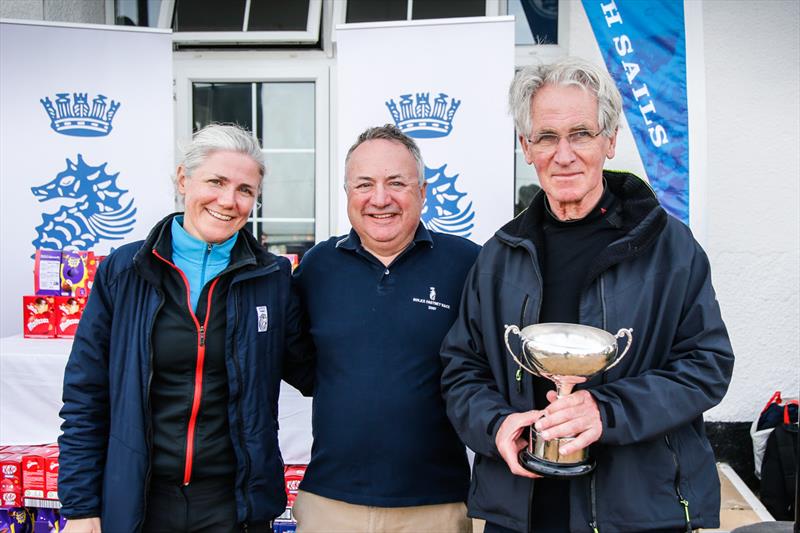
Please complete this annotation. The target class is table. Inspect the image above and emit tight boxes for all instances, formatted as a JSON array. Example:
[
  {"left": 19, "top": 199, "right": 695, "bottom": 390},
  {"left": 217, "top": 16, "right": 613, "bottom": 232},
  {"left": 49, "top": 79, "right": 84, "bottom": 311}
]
[{"left": 0, "top": 335, "right": 313, "bottom": 463}]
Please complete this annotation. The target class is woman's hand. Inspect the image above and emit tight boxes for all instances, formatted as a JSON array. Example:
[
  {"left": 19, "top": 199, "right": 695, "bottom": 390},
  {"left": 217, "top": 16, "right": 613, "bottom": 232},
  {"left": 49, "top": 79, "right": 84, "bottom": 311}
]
[{"left": 63, "top": 517, "right": 102, "bottom": 533}]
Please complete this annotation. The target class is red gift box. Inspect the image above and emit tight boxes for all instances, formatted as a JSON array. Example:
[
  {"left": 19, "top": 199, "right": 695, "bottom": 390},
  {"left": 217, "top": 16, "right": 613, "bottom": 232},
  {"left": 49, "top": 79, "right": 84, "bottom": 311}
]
[
  {"left": 22, "top": 447, "right": 59, "bottom": 500},
  {"left": 55, "top": 296, "right": 86, "bottom": 338},
  {"left": 0, "top": 451, "right": 24, "bottom": 507},
  {"left": 23, "top": 296, "right": 56, "bottom": 338},
  {"left": 283, "top": 465, "right": 307, "bottom": 508}
]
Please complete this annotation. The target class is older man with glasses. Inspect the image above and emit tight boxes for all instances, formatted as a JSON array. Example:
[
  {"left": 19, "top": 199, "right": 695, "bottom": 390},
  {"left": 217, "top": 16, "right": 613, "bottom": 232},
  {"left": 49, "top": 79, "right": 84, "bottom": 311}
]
[{"left": 439, "top": 57, "right": 734, "bottom": 532}]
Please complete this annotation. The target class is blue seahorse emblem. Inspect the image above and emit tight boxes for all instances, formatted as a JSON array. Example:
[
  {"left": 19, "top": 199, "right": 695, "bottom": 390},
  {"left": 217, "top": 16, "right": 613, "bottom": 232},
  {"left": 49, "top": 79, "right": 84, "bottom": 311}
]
[
  {"left": 421, "top": 164, "right": 474, "bottom": 238},
  {"left": 31, "top": 154, "right": 137, "bottom": 251}
]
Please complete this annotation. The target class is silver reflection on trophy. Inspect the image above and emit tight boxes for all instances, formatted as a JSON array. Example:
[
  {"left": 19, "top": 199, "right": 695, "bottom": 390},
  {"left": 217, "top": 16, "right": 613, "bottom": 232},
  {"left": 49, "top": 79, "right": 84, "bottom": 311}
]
[{"left": 503, "top": 322, "right": 633, "bottom": 478}]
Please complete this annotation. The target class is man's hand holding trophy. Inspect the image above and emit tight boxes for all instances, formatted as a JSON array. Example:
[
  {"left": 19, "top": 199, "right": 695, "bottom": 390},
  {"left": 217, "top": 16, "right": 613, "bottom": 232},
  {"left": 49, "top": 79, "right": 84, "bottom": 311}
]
[{"left": 503, "top": 323, "right": 633, "bottom": 478}]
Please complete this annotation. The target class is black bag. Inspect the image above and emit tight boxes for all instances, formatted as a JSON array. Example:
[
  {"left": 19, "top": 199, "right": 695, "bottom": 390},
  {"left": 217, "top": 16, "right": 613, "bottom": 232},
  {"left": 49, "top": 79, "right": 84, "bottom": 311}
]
[{"left": 759, "top": 404, "right": 798, "bottom": 520}]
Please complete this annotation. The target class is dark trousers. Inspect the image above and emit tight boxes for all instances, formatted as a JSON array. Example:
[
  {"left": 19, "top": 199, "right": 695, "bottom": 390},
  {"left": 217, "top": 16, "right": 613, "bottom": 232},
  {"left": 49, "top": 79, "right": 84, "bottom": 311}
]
[
  {"left": 483, "top": 522, "right": 689, "bottom": 533},
  {"left": 142, "top": 477, "right": 241, "bottom": 533}
]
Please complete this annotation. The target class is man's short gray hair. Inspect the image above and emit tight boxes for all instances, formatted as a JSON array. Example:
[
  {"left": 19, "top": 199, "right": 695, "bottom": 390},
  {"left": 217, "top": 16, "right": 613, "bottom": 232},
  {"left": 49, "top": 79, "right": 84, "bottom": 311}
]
[
  {"left": 344, "top": 124, "right": 425, "bottom": 189},
  {"left": 180, "top": 123, "right": 266, "bottom": 186},
  {"left": 509, "top": 57, "right": 622, "bottom": 139}
]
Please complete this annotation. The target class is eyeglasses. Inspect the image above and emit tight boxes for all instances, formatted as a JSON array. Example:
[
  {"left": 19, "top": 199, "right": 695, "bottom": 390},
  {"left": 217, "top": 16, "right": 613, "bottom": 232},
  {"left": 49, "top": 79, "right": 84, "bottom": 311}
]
[{"left": 526, "top": 130, "right": 602, "bottom": 153}]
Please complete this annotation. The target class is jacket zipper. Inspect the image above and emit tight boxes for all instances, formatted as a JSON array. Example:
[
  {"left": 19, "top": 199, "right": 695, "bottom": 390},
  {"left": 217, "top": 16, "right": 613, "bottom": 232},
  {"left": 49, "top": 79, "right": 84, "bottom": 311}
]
[
  {"left": 599, "top": 274, "right": 610, "bottom": 386},
  {"left": 665, "top": 434, "right": 692, "bottom": 532},
  {"left": 183, "top": 279, "right": 219, "bottom": 485},
  {"left": 599, "top": 274, "right": 607, "bottom": 331},
  {"left": 152, "top": 248, "right": 221, "bottom": 486},
  {"left": 516, "top": 295, "right": 530, "bottom": 394},
  {"left": 524, "top": 244, "right": 543, "bottom": 533},
  {"left": 229, "top": 287, "right": 253, "bottom": 520},
  {"left": 588, "top": 471, "right": 599, "bottom": 532},
  {"left": 137, "top": 285, "right": 165, "bottom": 533},
  {"left": 201, "top": 243, "right": 211, "bottom": 287}
]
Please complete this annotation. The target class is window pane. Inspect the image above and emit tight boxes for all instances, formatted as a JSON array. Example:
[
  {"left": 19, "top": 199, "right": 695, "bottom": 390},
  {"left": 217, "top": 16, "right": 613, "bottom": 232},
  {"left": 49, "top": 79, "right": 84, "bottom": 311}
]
[
  {"left": 412, "top": 0, "right": 485, "bottom": 20},
  {"left": 261, "top": 153, "right": 315, "bottom": 220},
  {"left": 190, "top": 81, "right": 316, "bottom": 258},
  {"left": 346, "top": 0, "right": 407, "bottom": 23},
  {"left": 515, "top": 146, "right": 540, "bottom": 216},
  {"left": 192, "top": 83, "right": 253, "bottom": 133},
  {"left": 174, "top": 0, "right": 246, "bottom": 31},
  {"left": 511, "top": 0, "right": 558, "bottom": 45},
  {"left": 260, "top": 83, "right": 315, "bottom": 150},
  {"left": 249, "top": 0, "right": 310, "bottom": 31},
  {"left": 258, "top": 152, "right": 315, "bottom": 257},
  {"left": 115, "top": 0, "right": 163, "bottom": 27}
]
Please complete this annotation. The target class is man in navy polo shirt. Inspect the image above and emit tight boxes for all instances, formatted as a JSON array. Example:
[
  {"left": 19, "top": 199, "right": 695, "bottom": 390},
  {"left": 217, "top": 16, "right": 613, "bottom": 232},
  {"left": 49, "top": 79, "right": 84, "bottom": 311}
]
[{"left": 291, "top": 124, "right": 479, "bottom": 532}]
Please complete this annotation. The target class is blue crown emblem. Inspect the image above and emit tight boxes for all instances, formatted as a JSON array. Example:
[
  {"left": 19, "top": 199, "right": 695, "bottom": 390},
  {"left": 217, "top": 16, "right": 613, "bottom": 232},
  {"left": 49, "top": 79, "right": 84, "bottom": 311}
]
[
  {"left": 385, "top": 92, "right": 460, "bottom": 139},
  {"left": 40, "top": 92, "right": 121, "bottom": 137}
]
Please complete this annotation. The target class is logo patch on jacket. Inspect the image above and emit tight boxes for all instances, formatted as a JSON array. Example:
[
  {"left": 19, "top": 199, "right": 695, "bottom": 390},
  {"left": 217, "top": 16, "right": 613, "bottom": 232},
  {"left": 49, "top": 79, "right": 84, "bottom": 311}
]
[
  {"left": 412, "top": 286, "right": 451, "bottom": 311},
  {"left": 257, "top": 306, "right": 268, "bottom": 332}
]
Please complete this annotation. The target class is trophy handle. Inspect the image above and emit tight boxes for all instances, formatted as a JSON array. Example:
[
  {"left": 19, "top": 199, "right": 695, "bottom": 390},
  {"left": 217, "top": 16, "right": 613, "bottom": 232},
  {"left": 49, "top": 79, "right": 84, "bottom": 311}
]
[
  {"left": 604, "top": 328, "right": 633, "bottom": 372},
  {"left": 504, "top": 324, "right": 534, "bottom": 374}
]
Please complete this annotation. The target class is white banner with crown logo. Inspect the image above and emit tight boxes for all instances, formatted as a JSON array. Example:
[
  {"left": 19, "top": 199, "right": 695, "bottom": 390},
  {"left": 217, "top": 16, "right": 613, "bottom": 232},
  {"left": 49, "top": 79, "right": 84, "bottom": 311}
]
[
  {"left": 0, "top": 20, "right": 174, "bottom": 336},
  {"left": 335, "top": 17, "right": 515, "bottom": 246}
]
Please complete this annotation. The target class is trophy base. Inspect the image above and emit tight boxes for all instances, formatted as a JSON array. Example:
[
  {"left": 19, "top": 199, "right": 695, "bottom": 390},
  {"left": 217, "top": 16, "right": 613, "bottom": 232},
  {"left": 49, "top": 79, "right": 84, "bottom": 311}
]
[{"left": 518, "top": 450, "right": 596, "bottom": 478}]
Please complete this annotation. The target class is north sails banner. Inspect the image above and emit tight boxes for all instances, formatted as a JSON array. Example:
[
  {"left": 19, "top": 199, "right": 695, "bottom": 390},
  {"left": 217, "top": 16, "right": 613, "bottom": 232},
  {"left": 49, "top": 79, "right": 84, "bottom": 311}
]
[{"left": 582, "top": 0, "right": 690, "bottom": 223}]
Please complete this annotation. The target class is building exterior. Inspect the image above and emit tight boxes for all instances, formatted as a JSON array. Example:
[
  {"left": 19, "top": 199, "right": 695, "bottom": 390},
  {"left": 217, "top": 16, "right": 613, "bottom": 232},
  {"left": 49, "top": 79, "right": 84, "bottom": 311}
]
[{"left": 2, "top": 0, "right": 798, "bottom": 470}]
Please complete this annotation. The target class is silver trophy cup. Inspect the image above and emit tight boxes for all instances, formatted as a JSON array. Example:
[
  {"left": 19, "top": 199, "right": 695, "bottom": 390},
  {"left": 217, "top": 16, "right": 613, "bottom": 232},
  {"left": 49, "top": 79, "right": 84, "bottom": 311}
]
[{"left": 504, "top": 322, "right": 633, "bottom": 478}]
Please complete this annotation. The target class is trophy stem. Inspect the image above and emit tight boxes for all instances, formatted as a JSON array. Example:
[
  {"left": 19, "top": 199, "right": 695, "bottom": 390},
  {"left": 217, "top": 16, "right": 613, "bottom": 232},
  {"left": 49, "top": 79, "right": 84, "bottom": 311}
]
[{"left": 554, "top": 380, "right": 575, "bottom": 399}]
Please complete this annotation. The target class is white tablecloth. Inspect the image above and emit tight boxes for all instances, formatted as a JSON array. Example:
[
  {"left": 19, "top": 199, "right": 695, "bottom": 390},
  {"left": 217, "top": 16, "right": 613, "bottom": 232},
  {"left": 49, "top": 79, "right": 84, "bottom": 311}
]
[{"left": 0, "top": 335, "right": 313, "bottom": 463}]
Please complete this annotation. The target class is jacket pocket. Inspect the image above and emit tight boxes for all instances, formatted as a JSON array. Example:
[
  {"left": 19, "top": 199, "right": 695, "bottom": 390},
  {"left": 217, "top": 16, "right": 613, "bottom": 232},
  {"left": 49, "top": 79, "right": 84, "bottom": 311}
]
[
  {"left": 471, "top": 454, "right": 482, "bottom": 496},
  {"left": 591, "top": 439, "right": 689, "bottom": 531},
  {"left": 664, "top": 433, "right": 693, "bottom": 532}
]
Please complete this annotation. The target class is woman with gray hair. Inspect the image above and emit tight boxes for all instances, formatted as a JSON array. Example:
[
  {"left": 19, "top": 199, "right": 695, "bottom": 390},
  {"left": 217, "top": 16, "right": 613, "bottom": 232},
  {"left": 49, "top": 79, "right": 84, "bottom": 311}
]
[{"left": 57, "top": 123, "right": 313, "bottom": 533}]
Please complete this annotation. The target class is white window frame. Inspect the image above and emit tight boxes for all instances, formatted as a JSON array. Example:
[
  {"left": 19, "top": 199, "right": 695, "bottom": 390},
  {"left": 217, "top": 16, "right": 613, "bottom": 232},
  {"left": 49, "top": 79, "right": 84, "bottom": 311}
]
[
  {"left": 173, "top": 51, "right": 331, "bottom": 243},
  {"left": 160, "top": 0, "right": 323, "bottom": 45}
]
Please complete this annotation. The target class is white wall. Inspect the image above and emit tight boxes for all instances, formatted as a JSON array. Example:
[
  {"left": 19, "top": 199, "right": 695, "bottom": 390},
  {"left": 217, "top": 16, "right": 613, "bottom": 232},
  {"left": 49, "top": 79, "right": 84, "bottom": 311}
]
[
  {"left": 4, "top": 0, "right": 797, "bottom": 422},
  {"left": 0, "top": 0, "right": 105, "bottom": 24},
  {"left": 701, "top": 0, "right": 800, "bottom": 421},
  {"left": 566, "top": 1, "right": 799, "bottom": 422}
]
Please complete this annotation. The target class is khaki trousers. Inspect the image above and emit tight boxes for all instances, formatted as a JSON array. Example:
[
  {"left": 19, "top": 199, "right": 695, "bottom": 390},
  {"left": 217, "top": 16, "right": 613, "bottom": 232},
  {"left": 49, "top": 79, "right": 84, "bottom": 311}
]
[{"left": 293, "top": 490, "right": 472, "bottom": 533}]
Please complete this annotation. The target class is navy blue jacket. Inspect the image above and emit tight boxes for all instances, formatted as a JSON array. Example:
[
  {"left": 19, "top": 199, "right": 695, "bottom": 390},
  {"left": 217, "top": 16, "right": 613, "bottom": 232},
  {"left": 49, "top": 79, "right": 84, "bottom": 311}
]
[
  {"left": 58, "top": 214, "right": 313, "bottom": 531},
  {"left": 440, "top": 171, "right": 735, "bottom": 532}
]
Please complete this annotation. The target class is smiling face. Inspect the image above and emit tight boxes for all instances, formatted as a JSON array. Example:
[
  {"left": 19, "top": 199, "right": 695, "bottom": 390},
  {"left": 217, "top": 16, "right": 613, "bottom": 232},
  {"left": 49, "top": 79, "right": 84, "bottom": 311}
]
[
  {"left": 521, "top": 84, "right": 617, "bottom": 220},
  {"left": 345, "top": 139, "right": 426, "bottom": 264},
  {"left": 177, "top": 150, "right": 261, "bottom": 244}
]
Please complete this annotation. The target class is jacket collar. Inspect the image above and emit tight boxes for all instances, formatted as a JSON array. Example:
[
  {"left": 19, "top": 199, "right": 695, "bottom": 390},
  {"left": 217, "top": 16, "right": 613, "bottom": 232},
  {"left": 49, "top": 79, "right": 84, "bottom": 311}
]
[
  {"left": 133, "top": 212, "right": 278, "bottom": 286},
  {"left": 335, "top": 222, "right": 434, "bottom": 255},
  {"left": 496, "top": 170, "right": 667, "bottom": 252},
  {"left": 170, "top": 215, "right": 238, "bottom": 268}
]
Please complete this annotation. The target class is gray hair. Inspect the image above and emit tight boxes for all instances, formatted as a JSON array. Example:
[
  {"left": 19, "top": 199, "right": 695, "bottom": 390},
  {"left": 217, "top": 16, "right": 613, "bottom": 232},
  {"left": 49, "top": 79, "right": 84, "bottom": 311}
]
[
  {"left": 509, "top": 57, "right": 622, "bottom": 139},
  {"left": 344, "top": 124, "right": 425, "bottom": 189},
  {"left": 180, "top": 123, "right": 266, "bottom": 185}
]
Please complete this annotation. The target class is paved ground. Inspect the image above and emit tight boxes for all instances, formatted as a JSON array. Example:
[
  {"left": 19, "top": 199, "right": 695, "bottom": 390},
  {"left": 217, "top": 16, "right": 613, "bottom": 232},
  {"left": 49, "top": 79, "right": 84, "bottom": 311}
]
[{"left": 706, "top": 463, "right": 774, "bottom": 532}]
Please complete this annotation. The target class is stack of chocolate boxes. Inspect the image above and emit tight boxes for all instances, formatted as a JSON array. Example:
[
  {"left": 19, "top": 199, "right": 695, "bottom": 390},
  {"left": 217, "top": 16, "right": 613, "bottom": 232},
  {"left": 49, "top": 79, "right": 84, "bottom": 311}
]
[
  {"left": 23, "top": 250, "right": 104, "bottom": 339},
  {"left": 1, "top": 444, "right": 306, "bottom": 532},
  {"left": 0, "top": 444, "right": 65, "bottom": 531}
]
